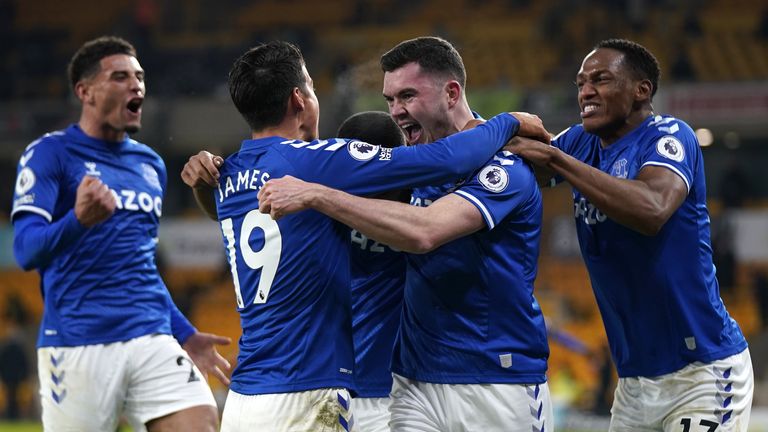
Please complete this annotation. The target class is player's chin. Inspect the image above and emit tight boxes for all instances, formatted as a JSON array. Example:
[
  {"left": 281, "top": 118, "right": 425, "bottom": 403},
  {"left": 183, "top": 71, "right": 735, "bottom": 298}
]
[
  {"left": 125, "top": 123, "right": 141, "bottom": 134},
  {"left": 580, "top": 118, "right": 602, "bottom": 134}
]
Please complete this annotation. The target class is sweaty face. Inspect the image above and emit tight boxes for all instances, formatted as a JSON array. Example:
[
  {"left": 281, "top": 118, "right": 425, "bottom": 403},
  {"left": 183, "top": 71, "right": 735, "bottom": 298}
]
[
  {"left": 82, "top": 54, "right": 145, "bottom": 137},
  {"left": 383, "top": 62, "right": 451, "bottom": 145},
  {"left": 299, "top": 64, "right": 320, "bottom": 141},
  {"left": 576, "top": 48, "right": 640, "bottom": 142}
]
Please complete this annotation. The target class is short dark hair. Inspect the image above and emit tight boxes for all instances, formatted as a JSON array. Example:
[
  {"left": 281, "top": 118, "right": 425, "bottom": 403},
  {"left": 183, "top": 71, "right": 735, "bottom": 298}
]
[
  {"left": 67, "top": 36, "right": 136, "bottom": 91},
  {"left": 228, "top": 41, "right": 308, "bottom": 131},
  {"left": 595, "top": 38, "right": 661, "bottom": 98},
  {"left": 380, "top": 36, "right": 466, "bottom": 87},
  {"left": 337, "top": 111, "right": 405, "bottom": 149}
]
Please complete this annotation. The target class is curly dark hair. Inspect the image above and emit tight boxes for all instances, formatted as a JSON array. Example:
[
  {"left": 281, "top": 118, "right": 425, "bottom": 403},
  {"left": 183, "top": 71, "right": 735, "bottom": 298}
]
[{"left": 595, "top": 38, "right": 661, "bottom": 98}]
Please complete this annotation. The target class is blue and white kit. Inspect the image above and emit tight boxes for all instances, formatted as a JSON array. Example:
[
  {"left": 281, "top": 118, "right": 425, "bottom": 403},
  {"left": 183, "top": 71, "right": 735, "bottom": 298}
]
[
  {"left": 12, "top": 124, "right": 195, "bottom": 348},
  {"left": 395, "top": 150, "right": 549, "bottom": 385},
  {"left": 214, "top": 113, "right": 521, "bottom": 395},
  {"left": 551, "top": 114, "right": 747, "bottom": 378}
]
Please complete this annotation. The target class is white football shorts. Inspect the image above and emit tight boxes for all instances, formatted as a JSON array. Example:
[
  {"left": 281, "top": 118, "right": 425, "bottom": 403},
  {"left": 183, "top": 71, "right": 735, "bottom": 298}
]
[
  {"left": 610, "top": 348, "right": 753, "bottom": 432},
  {"left": 351, "top": 396, "right": 390, "bottom": 432},
  {"left": 389, "top": 373, "right": 553, "bottom": 432},
  {"left": 37, "top": 333, "right": 216, "bottom": 432},
  {"left": 221, "top": 387, "right": 357, "bottom": 432}
]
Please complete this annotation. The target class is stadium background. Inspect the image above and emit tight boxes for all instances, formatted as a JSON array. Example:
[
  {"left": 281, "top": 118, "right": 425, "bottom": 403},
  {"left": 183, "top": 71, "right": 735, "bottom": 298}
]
[{"left": 0, "top": 0, "right": 767, "bottom": 430}]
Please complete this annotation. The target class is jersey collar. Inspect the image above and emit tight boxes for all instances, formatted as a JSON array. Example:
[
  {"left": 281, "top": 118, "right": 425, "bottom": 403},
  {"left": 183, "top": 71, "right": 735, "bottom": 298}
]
[
  {"left": 240, "top": 136, "right": 288, "bottom": 152},
  {"left": 599, "top": 115, "right": 656, "bottom": 158},
  {"left": 66, "top": 124, "right": 131, "bottom": 151}
]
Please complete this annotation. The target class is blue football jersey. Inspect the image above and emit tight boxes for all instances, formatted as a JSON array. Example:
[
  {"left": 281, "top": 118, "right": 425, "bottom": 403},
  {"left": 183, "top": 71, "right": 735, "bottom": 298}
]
[
  {"left": 11, "top": 125, "right": 181, "bottom": 347},
  {"left": 349, "top": 230, "right": 404, "bottom": 398},
  {"left": 394, "top": 151, "right": 548, "bottom": 384},
  {"left": 551, "top": 115, "right": 747, "bottom": 377},
  {"left": 214, "top": 112, "right": 521, "bottom": 395}
]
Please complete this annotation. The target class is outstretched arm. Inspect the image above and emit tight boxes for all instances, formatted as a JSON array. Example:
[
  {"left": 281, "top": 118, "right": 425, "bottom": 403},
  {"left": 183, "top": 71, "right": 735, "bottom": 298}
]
[
  {"left": 169, "top": 302, "right": 232, "bottom": 385},
  {"left": 257, "top": 176, "right": 485, "bottom": 253},
  {"left": 506, "top": 138, "right": 687, "bottom": 235},
  {"left": 504, "top": 137, "right": 556, "bottom": 187},
  {"left": 182, "top": 331, "right": 232, "bottom": 386}
]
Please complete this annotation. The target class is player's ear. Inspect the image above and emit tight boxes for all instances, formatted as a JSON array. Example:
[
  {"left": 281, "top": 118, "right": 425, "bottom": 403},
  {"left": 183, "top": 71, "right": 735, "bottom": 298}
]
[
  {"left": 445, "top": 81, "right": 462, "bottom": 108},
  {"left": 636, "top": 79, "right": 652, "bottom": 103},
  {"left": 75, "top": 80, "right": 91, "bottom": 104},
  {"left": 290, "top": 87, "right": 305, "bottom": 112}
]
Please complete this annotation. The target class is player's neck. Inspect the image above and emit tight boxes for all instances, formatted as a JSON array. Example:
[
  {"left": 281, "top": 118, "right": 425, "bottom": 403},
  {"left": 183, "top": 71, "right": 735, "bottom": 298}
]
[
  {"left": 252, "top": 124, "right": 303, "bottom": 141},
  {"left": 598, "top": 108, "right": 653, "bottom": 148},
  {"left": 449, "top": 102, "right": 475, "bottom": 137},
  {"left": 78, "top": 116, "right": 126, "bottom": 143}
]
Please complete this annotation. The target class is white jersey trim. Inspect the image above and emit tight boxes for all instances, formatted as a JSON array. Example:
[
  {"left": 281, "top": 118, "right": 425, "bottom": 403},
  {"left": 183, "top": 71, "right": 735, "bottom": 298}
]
[
  {"left": 551, "top": 126, "right": 571, "bottom": 142},
  {"left": 324, "top": 140, "right": 347, "bottom": 151},
  {"left": 281, "top": 138, "right": 347, "bottom": 151},
  {"left": 12, "top": 205, "right": 53, "bottom": 222},
  {"left": 641, "top": 161, "right": 691, "bottom": 192},
  {"left": 454, "top": 190, "right": 494, "bottom": 229}
]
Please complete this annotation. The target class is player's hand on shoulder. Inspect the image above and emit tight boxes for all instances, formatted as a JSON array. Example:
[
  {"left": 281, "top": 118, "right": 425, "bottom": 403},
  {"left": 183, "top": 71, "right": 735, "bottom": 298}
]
[
  {"left": 509, "top": 112, "right": 550, "bottom": 144},
  {"left": 181, "top": 150, "right": 224, "bottom": 189},
  {"left": 258, "top": 175, "right": 322, "bottom": 220},
  {"left": 504, "top": 136, "right": 557, "bottom": 185},
  {"left": 75, "top": 175, "right": 116, "bottom": 227},
  {"left": 504, "top": 136, "right": 554, "bottom": 164}
]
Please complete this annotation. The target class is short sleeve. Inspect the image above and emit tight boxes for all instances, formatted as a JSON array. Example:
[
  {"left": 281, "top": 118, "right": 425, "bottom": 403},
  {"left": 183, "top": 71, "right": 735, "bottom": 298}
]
[
  {"left": 453, "top": 152, "right": 538, "bottom": 229},
  {"left": 639, "top": 117, "right": 698, "bottom": 191}
]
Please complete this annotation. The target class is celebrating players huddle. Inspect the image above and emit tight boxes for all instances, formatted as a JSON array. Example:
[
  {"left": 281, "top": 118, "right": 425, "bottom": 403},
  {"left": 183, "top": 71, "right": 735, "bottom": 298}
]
[{"left": 13, "top": 33, "right": 753, "bottom": 432}]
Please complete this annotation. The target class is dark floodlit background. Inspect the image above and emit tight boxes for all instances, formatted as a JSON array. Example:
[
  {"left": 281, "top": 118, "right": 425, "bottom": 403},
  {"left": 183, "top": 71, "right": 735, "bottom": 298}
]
[{"left": 1, "top": 0, "right": 767, "bottom": 430}]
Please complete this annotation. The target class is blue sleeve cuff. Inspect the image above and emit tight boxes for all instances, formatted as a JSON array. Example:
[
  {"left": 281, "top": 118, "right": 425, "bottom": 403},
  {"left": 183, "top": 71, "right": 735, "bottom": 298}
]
[
  {"left": 13, "top": 210, "right": 90, "bottom": 271},
  {"left": 504, "top": 112, "right": 521, "bottom": 138},
  {"left": 170, "top": 305, "right": 197, "bottom": 345},
  {"left": 62, "top": 209, "right": 89, "bottom": 236}
]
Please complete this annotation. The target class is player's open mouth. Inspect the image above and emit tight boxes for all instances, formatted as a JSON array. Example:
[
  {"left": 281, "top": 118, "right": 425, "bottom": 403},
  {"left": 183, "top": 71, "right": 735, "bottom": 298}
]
[
  {"left": 127, "top": 98, "right": 144, "bottom": 115},
  {"left": 401, "top": 123, "right": 422, "bottom": 145},
  {"left": 580, "top": 103, "right": 598, "bottom": 118}
]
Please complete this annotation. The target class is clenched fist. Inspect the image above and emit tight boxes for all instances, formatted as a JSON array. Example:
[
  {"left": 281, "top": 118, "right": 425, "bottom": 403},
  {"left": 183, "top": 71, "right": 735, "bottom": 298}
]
[
  {"left": 181, "top": 150, "right": 224, "bottom": 189},
  {"left": 75, "top": 175, "right": 116, "bottom": 227}
]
